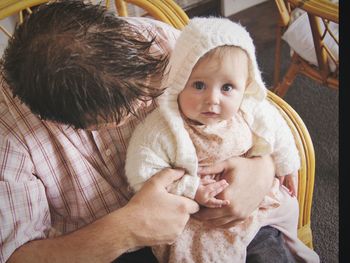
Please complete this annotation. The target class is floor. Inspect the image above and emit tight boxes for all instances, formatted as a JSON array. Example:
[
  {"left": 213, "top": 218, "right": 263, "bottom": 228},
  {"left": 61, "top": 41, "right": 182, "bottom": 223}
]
[
  {"left": 178, "top": 0, "right": 221, "bottom": 17},
  {"left": 228, "top": 1, "right": 278, "bottom": 53},
  {"left": 183, "top": 0, "right": 278, "bottom": 53}
]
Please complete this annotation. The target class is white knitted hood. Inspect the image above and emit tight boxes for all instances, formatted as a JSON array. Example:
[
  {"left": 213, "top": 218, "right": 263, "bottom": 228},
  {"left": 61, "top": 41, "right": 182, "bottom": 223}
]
[
  {"left": 158, "top": 17, "right": 267, "bottom": 115},
  {"left": 156, "top": 17, "right": 272, "bottom": 178}
]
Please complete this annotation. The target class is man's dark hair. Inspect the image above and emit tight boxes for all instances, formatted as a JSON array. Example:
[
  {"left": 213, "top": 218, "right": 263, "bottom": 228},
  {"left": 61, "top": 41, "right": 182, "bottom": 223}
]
[{"left": 1, "top": 0, "right": 168, "bottom": 129}]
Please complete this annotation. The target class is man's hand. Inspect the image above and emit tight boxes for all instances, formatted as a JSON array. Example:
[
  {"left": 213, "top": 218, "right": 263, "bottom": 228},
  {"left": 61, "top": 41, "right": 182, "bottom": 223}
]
[
  {"left": 124, "top": 168, "right": 199, "bottom": 246},
  {"left": 279, "top": 171, "right": 298, "bottom": 197},
  {"left": 193, "top": 155, "right": 275, "bottom": 228},
  {"left": 8, "top": 169, "right": 199, "bottom": 263}
]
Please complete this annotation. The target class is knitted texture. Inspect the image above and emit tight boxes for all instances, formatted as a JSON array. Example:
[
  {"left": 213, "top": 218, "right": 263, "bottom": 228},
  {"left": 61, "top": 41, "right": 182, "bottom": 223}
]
[
  {"left": 125, "top": 108, "right": 200, "bottom": 198},
  {"left": 159, "top": 17, "right": 266, "bottom": 114}
]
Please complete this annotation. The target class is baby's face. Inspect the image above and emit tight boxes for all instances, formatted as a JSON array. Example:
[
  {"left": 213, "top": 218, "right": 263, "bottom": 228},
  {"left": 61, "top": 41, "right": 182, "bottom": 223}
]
[{"left": 178, "top": 47, "right": 248, "bottom": 125}]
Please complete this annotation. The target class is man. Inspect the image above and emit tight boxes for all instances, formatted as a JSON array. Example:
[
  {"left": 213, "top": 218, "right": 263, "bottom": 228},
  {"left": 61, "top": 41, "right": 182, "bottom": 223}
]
[{"left": 0, "top": 1, "right": 293, "bottom": 262}]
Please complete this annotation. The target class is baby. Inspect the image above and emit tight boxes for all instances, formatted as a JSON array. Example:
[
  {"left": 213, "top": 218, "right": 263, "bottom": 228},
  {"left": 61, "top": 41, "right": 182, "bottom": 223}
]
[{"left": 125, "top": 17, "right": 319, "bottom": 263}]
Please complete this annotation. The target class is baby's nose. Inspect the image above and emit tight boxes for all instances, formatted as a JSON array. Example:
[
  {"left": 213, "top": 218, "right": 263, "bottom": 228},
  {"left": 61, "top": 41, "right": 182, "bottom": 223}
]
[{"left": 205, "top": 89, "right": 220, "bottom": 105}]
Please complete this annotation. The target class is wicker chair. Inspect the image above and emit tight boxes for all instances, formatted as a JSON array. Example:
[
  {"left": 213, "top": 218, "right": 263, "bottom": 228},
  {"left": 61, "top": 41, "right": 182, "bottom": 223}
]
[
  {"left": 273, "top": 0, "right": 339, "bottom": 98},
  {"left": 0, "top": 0, "right": 316, "bottom": 249}
]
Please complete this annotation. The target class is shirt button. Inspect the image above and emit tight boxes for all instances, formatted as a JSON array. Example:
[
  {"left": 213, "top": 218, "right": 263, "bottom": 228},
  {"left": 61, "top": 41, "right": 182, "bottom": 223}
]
[{"left": 106, "top": 149, "right": 111, "bottom": 156}]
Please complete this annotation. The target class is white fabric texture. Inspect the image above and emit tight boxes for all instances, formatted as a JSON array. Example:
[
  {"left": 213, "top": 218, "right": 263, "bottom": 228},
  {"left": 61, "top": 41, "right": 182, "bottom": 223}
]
[
  {"left": 282, "top": 10, "right": 338, "bottom": 72},
  {"left": 125, "top": 108, "right": 200, "bottom": 198},
  {"left": 125, "top": 17, "right": 300, "bottom": 198}
]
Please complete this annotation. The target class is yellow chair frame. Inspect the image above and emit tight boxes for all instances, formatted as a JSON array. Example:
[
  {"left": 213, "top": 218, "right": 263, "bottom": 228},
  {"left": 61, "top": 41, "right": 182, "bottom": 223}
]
[
  {"left": 0, "top": 0, "right": 316, "bottom": 249},
  {"left": 273, "top": 0, "right": 339, "bottom": 97}
]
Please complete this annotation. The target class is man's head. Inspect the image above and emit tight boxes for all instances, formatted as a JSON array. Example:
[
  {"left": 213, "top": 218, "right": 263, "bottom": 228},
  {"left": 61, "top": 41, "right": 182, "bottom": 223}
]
[{"left": 1, "top": 0, "right": 168, "bottom": 129}]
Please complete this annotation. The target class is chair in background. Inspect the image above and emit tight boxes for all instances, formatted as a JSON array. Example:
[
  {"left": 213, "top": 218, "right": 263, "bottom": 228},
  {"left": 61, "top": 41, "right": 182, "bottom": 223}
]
[
  {"left": 273, "top": 0, "right": 339, "bottom": 98},
  {"left": 0, "top": 0, "right": 316, "bottom": 249}
]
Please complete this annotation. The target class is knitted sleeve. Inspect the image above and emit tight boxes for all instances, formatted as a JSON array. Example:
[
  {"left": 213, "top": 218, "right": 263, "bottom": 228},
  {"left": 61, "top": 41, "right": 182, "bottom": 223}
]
[
  {"left": 265, "top": 101, "right": 301, "bottom": 176},
  {"left": 125, "top": 110, "right": 173, "bottom": 192},
  {"left": 125, "top": 109, "right": 200, "bottom": 198},
  {"left": 248, "top": 100, "right": 301, "bottom": 177}
]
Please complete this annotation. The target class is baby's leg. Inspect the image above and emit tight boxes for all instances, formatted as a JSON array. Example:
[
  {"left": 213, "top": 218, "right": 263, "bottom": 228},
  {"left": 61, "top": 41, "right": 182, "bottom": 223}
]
[{"left": 259, "top": 179, "right": 319, "bottom": 263}]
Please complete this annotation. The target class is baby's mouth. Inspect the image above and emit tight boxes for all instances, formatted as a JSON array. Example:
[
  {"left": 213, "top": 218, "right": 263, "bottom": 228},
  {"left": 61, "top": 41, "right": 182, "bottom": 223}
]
[{"left": 201, "top": 112, "right": 219, "bottom": 117}]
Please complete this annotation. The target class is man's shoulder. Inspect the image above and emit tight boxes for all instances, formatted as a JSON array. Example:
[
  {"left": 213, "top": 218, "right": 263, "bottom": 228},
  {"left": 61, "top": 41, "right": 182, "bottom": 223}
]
[
  {"left": 122, "top": 16, "right": 180, "bottom": 52},
  {"left": 0, "top": 81, "right": 62, "bottom": 143},
  {"left": 123, "top": 16, "right": 180, "bottom": 36},
  {"left": 0, "top": 82, "right": 17, "bottom": 135}
]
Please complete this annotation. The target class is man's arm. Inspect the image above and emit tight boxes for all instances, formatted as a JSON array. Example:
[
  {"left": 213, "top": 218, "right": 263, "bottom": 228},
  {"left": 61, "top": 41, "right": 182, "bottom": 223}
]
[
  {"left": 8, "top": 169, "right": 199, "bottom": 263},
  {"left": 193, "top": 155, "right": 275, "bottom": 228}
]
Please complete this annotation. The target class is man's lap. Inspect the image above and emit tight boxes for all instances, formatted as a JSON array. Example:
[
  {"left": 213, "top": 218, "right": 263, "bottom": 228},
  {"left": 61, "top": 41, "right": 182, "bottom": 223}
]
[
  {"left": 114, "top": 226, "right": 294, "bottom": 263},
  {"left": 246, "top": 226, "right": 296, "bottom": 263}
]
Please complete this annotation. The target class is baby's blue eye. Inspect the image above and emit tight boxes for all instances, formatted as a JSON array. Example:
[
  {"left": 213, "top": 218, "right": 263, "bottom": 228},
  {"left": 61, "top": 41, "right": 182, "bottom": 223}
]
[
  {"left": 193, "top": 81, "right": 205, "bottom": 90},
  {"left": 222, "top": 84, "right": 233, "bottom": 92}
]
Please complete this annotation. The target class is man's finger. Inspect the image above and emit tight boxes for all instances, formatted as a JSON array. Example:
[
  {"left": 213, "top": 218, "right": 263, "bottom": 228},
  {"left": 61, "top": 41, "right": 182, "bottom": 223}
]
[
  {"left": 201, "top": 178, "right": 217, "bottom": 185},
  {"left": 206, "top": 215, "right": 238, "bottom": 227},
  {"left": 178, "top": 196, "right": 200, "bottom": 214},
  {"left": 192, "top": 206, "right": 231, "bottom": 220},
  {"left": 198, "top": 162, "right": 226, "bottom": 175},
  {"left": 153, "top": 168, "right": 185, "bottom": 187}
]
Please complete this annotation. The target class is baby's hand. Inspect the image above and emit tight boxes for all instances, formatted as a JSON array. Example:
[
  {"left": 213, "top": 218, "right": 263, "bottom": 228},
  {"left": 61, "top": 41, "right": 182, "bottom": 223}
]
[
  {"left": 279, "top": 174, "right": 297, "bottom": 197},
  {"left": 195, "top": 178, "right": 230, "bottom": 208}
]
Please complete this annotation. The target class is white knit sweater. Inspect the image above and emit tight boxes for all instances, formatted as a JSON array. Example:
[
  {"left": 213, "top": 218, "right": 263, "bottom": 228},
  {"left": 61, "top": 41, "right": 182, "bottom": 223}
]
[{"left": 125, "top": 17, "right": 300, "bottom": 198}]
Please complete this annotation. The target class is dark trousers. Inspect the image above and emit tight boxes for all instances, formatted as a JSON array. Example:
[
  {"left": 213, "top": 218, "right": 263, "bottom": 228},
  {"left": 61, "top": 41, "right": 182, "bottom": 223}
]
[
  {"left": 114, "top": 226, "right": 295, "bottom": 263},
  {"left": 246, "top": 226, "right": 296, "bottom": 263}
]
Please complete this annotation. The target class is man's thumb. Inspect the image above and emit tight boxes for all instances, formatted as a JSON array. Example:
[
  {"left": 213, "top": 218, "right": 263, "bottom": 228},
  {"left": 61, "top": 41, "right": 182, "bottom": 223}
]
[{"left": 155, "top": 168, "right": 185, "bottom": 187}]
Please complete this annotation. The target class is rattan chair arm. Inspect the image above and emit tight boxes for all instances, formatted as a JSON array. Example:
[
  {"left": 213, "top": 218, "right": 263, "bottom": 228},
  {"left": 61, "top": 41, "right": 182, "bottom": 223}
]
[
  {"left": 288, "top": 0, "right": 338, "bottom": 23},
  {"left": 274, "top": 0, "right": 291, "bottom": 27},
  {"left": 123, "top": 0, "right": 187, "bottom": 29},
  {"left": 0, "top": 0, "right": 49, "bottom": 20}
]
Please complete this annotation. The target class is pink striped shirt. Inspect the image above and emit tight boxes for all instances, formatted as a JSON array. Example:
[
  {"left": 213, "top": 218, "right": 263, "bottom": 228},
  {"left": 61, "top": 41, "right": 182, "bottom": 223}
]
[{"left": 0, "top": 17, "right": 179, "bottom": 263}]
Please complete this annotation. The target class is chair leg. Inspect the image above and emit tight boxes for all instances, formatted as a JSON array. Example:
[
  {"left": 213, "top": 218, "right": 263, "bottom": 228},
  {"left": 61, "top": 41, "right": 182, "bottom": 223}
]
[
  {"left": 274, "top": 53, "right": 300, "bottom": 98},
  {"left": 273, "top": 25, "right": 283, "bottom": 88}
]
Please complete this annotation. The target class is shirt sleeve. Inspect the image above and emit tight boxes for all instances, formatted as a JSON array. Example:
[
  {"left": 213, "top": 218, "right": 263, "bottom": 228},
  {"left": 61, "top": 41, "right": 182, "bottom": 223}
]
[{"left": 0, "top": 136, "right": 51, "bottom": 263}]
